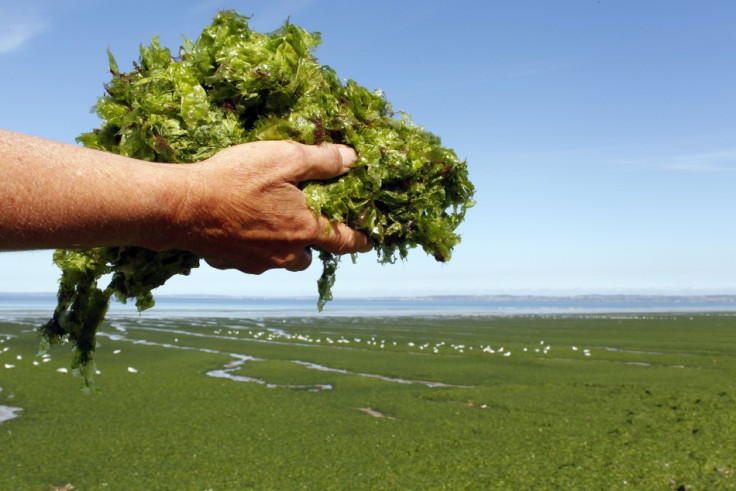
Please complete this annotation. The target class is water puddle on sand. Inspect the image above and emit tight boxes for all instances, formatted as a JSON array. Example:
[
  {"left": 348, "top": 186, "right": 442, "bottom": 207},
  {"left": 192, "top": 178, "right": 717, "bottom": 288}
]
[
  {"left": 1, "top": 387, "right": 22, "bottom": 424},
  {"left": 1, "top": 362, "right": 22, "bottom": 425},
  {"left": 600, "top": 346, "right": 697, "bottom": 357},
  {"left": 97, "top": 330, "right": 466, "bottom": 391},
  {"left": 100, "top": 332, "right": 332, "bottom": 391},
  {"left": 293, "top": 360, "right": 471, "bottom": 388},
  {"left": 0, "top": 405, "right": 22, "bottom": 424},
  {"left": 207, "top": 354, "right": 333, "bottom": 392}
]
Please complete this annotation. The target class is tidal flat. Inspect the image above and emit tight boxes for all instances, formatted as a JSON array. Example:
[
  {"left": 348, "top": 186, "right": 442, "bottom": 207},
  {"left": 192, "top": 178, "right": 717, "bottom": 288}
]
[{"left": 0, "top": 313, "right": 734, "bottom": 489}]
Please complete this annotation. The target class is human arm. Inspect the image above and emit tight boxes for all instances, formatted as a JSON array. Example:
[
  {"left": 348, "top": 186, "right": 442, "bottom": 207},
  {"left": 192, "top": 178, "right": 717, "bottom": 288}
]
[{"left": 0, "top": 129, "right": 371, "bottom": 272}]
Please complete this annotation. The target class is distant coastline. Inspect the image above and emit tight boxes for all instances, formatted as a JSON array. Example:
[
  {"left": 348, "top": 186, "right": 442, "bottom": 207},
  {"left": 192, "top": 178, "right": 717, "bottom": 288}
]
[
  {"left": 2, "top": 292, "right": 736, "bottom": 317},
  {"left": 3, "top": 292, "right": 736, "bottom": 303},
  {"left": 409, "top": 294, "right": 736, "bottom": 305}
]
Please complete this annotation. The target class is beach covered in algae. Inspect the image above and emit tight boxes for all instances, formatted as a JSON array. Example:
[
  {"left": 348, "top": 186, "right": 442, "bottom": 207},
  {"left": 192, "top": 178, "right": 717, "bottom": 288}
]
[{"left": 1, "top": 312, "right": 734, "bottom": 488}]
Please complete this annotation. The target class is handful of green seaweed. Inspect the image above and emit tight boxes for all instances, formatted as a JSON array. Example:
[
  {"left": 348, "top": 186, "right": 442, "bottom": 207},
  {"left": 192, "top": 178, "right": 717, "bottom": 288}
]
[{"left": 42, "top": 10, "right": 474, "bottom": 383}]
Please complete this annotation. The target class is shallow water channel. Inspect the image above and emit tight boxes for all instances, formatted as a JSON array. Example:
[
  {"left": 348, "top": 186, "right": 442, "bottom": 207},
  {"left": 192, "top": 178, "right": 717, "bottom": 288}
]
[{"left": 0, "top": 405, "right": 22, "bottom": 424}]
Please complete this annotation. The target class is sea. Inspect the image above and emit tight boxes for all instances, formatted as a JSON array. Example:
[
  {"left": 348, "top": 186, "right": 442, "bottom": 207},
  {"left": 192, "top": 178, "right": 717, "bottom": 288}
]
[{"left": 2, "top": 293, "right": 736, "bottom": 319}]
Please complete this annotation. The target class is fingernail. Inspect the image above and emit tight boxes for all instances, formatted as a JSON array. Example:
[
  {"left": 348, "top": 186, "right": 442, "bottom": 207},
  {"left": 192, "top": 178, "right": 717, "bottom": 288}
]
[{"left": 338, "top": 145, "right": 357, "bottom": 170}]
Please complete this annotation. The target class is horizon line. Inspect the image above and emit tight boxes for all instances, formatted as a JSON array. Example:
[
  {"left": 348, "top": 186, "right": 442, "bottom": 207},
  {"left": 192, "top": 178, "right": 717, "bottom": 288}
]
[{"left": 3, "top": 292, "right": 736, "bottom": 301}]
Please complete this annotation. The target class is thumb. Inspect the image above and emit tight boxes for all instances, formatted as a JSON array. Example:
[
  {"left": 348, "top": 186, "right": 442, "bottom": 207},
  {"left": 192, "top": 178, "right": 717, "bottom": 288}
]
[{"left": 293, "top": 143, "right": 357, "bottom": 183}]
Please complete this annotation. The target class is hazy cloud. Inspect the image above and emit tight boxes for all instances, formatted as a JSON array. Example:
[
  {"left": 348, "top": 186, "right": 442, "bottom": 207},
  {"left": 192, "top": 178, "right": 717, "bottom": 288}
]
[
  {"left": 0, "top": 11, "right": 47, "bottom": 54},
  {"left": 614, "top": 149, "right": 736, "bottom": 173}
]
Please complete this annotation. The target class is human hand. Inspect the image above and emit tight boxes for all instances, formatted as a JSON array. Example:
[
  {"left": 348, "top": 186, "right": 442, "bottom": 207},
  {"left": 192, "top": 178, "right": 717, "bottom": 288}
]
[{"left": 167, "top": 141, "right": 372, "bottom": 274}]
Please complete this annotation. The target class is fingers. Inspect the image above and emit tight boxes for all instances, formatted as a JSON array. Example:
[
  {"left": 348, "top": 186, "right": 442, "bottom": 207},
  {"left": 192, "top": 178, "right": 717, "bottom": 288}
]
[
  {"left": 195, "top": 141, "right": 368, "bottom": 276},
  {"left": 285, "top": 247, "right": 313, "bottom": 272},
  {"left": 290, "top": 143, "right": 371, "bottom": 255},
  {"left": 312, "top": 215, "right": 373, "bottom": 255},
  {"left": 203, "top": 246, "right": 315, "bottom": 275},
  {"left": 292, "top": 143, "right": 357, "bottom": 183}
]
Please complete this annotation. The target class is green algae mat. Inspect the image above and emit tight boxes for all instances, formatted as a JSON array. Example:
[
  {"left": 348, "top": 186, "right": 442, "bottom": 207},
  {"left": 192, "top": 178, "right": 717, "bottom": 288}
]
[{"left": 1, "top": 313, "right": 735, "bottom": 489}]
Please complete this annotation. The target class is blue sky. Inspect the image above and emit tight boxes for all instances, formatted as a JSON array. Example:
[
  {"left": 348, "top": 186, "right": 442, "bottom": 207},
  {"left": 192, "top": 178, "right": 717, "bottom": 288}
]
[{"left": 1, "top": 0, "right": 735, "bottom": 298}]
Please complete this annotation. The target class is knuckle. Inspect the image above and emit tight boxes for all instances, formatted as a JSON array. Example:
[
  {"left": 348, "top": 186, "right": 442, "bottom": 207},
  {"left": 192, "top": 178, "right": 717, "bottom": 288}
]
[
  {"left": 324, "top": 225, "right": 354, "bottom": 254},
  {"left": 281, "top": 140, "right": 307, "bottom": 161}
]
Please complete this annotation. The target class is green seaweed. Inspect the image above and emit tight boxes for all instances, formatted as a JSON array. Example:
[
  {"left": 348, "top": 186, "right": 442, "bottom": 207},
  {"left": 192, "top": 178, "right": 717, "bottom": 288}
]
[{"left": 41, "top": 11, "right": 474, "bottom": 378}]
